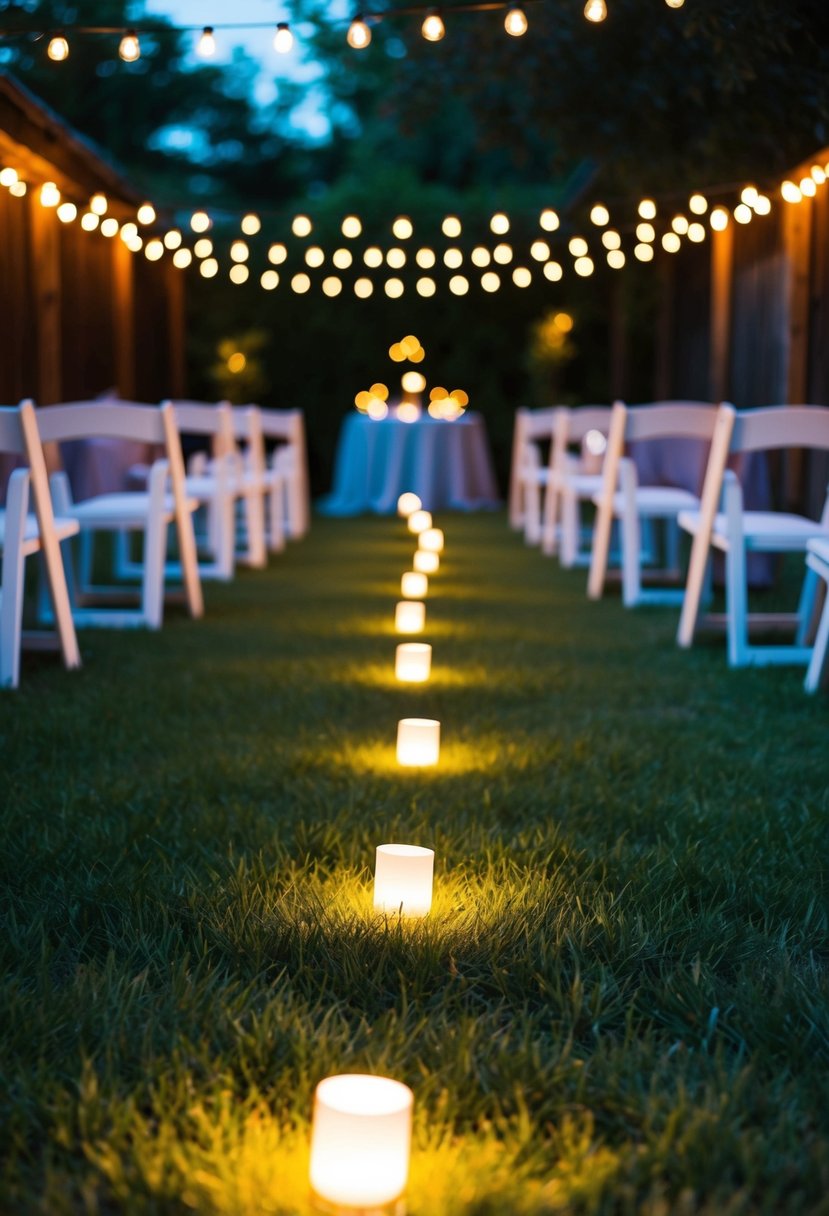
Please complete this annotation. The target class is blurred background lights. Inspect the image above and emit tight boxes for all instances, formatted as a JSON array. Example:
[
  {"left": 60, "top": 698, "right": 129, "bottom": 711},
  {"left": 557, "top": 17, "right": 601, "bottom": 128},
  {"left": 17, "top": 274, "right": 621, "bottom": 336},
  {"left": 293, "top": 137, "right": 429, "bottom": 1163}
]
[
  {"left": 364, "top": 247, "right": 383, "bottom": 267},
  {"left": 504, "top": 7, "right": 528, "bottom": 35},
  {"left": 780, "top": 180, "right": 802, "bottom": 203},
  {"left": 568, "top": 236, "right": 588, "bottom": 256},
  {"left": 416, "top": 277, "right": 436, "bottom": 296},
  {"left": 449, "top": 274, "right": 469, "bottom": 295},
  {"left": 322, "top": 276, "right": 342, "bottom": 296},
  {"left": 590, "top": 204, "right": 610, "bottom": 226},
  {"left": 347, "top": 16, "right": 372, "bottom": 48},
  {"left": 90, "top": 192, "right": 108, "bottom": 215},
  {"left": 137, "top": 202, "right": 156, "bottom": 225},
  {"left": 387, "top": 247, "right": 407, "bottom": 268},
  {"left": 241, "top": 213, "right": 261, "bottom": 235},
  {"left": 481, "top": 271, "right": 500, "bottom": 292},
  {"left": 543, "top": 261, "right": 563, "bottom": 280},
  {"left": 574, "top": 256, "right": 594, "bottom": 276},
  {"left": 100, "top": 217, "right": 119, "bottom": 237},
  {"left": 292, "top": 272, "right": 311, "bottom": 293},
  {"left": 734, "top": 203, "right": 753, "bottom": 223},
  {"left": 607, "top": 249, "right": 625, "bottom": 268},
  {"left": 120, "top": 222, "right": 138, "bottom": 241},
  {"left": 119, "top": 30, "right": 140, "bottom": 61},
  {"left": 710, "top": 207, "right": 729, "bottom": 230},
  {"left": 292, "top": 214, "right": 312, "bottom": 237},
  {"left": 442, "top": 215, "right": 462, "bottom": 238},
  {"left": 40, "top": 181, "right": 60, "bottom": 207},
  {"left": 635, "top": 222, "right": 655, "bottom": 242},
  {"left": 164, "top": 229, "right": 182, "bottom": 249},
  {"left": 342, "top": 215, "right": 362, "bottom": 238},
  {"left": 421, "top": 11, "right": 446, "bottom": 40},
  {"left": 229, "top": 264, "right": 249, "bottom": 283},
  {"left": 602, "top": 229, "right": 621, "bottom": 250},
  {"left": 392, "top": 216, "right": 413, "bottom": 239},
  {"left": 173, "top": 248, "right": 193, "bottom": 268},
  {"left": 56, "top": 202, "right": 76, "bottom": 223},
  {"left": 231, "top": 240, "right": 250, "bottom": 263},
  {"left": 385, "top": 278, "right": 404, "bottom": 297},
  {"left": 0, "top": 168, "right": 18, "bottom": 186},
  {"left": 191, "top": 210, "right": 211, "bottom": 232},
  {"left": 261, "top": 269, "right": 279, "bottom": 289},
  {"left": 471, "top": 246, "right": 491, "bottom": 266},
  {"left": 493, "top": 243, "right": 513, "bottom": 264},
  {"left": 638, "top": 199, "right": 657, "bottom": 220},
  {"left": 512, "top": 266, "right": 532, "bottom": 287},
  {"left": 194, "top": 238, "right": 213, "bottom": 258},
  {"left": 444, "top": 248, "right": 463, "bottom": 268},
  {"left": 333, "top": 248, "right": 353, "bottom": 268},
  {"left": 754, "top": 195, "right": 771, "bottom": 215},
  {"left": 144, "top": 238, "right": 164, "bottom": 260},
  {"left": 416, "top": 248, "right": 436, "bottom": 268},
  {"left": 402, "top": 371, "right": 427, "bottom": 392},
  {"left": 671, "top": 214, "right": 689, "bottom": 235},
  {"left": 662, "top": 232, "right": 681, "bottom": 252},
  {"left": 305, "top": 246, "right": 325, "bottom": 267},
  {"left": 269, "top": 242, "right": 287, "bottom": 264},
  {"left": 634, "top": 243, "right": 654, "bottom": 261},
  {"left": 490, "top": 212, "right": 510, "bottom": 234},
  {"left": 740, "top": 185, "right": 759, "bottom": 207},
  {"left": 196, "top": 26, "right": 216, "bottom": 56},
  {"left": 539, "top": 208, "right": 559, "bottom": 231},
  {"left": 47, "top": 34, "right": 69, "bottom": 61},
  {"left": 799, "top": 177, "right": 817, "bottom": 197},
  {"left": 687, "top": 222, "right": 706, "bottom": 242},
  {"left": 530, "top": 240, "right": 550, "bottom": 261},
  {"left": 689, "top": 193, "right": 708, "bottom": 214},
  {"left": 584, "top": 0, "right": 607, "bottom": 22},
  {"left": 80, "top": 212, "right": 99, "bottom": 231},
  {"left": 200, "top": 258, "right": 219, "bottom": 278}
]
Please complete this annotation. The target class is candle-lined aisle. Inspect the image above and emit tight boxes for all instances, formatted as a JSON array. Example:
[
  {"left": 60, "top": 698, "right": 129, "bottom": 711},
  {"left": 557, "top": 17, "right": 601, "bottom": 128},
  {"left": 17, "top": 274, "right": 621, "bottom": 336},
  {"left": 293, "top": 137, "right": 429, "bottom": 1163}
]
[{"left": 1, "top": 513, "right": 827, "bottom": 1213}]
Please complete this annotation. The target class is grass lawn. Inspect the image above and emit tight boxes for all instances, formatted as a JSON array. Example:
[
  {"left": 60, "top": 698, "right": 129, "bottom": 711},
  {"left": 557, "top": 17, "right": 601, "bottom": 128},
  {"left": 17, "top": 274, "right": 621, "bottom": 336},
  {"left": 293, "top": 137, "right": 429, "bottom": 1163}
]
[{"left": 1, "top": 512, "right": 828, "bottom": 1215}]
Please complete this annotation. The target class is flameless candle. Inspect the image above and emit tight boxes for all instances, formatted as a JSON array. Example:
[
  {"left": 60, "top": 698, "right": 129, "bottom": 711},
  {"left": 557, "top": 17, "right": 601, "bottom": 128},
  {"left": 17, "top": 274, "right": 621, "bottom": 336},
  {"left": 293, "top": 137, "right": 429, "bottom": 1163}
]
[
  {"left": 395, "top": 642, "right": 432, "bottom": 683},
  {"left": 401, "top": 570, "right": 428, "bottom": 599},
  {"left": 309, "top": 1074, "right": 413, "bottom": 1210},
  {"left": 413, "top": 549, "right": 439, "bottom": 575},
  {"left": 397, "top": 491, "right": 422, "bottom": 517},
  {"left": 395, "top": 601, "right": 425, "bottom": 634},
  {"left": 419, "top": 527, "right": 444, "bottom": 553},
  {"left": 374, "top": 843, "right": 435, "bottom": 915},
  {"left": 397, "top": 717, "right": 440, "bottom": 766},
  {"left": 408, "top": 509, "right": 432, "bottom": 535}
]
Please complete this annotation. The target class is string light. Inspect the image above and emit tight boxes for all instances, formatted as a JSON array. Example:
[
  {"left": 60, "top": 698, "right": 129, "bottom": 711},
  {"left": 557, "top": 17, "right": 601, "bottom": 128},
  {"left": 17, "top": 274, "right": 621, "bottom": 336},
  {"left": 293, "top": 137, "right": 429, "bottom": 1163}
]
[
  {"left": 481, "top": 271, "right": 500, "bottom": 292},
  {"left": 671, "top": 214, "right": 689, "bottom": 235},
  {"left": 584, "top": 0, "right": 607, "bottom": 23},
  {"left": 40, "top": 182, "right": 60, "bottom": 207},
  {"left": 589, "top": 203, "right": 609, "bottom": 226},
  {"left": 444, "top": 248, "right": 463, "bottom": 268},
  {"left": 416, "top": 248, "right": 436, "bottom": 268},
  {"left": 530, "top": 240, "right": 550, "bottom": 261},
  {"left": 634, "top": 243, "right": 654, "bottom": 262},
  {"left": 269, "top": 243, "right": 288, "bottom": 264},
  {"left": 241, "top": 213, "right": 261, "bottom": 235},
  {"left": 392, "top": 216, "right": 413, "bottom": 239},
  {"left": 47, "top": 33, "right": 69, "bottom": 61},
  {"left": 417, "top": 277, "right": 436, "bottom": 296},
  {"left": 442, "top": 216, "right": 462, "bottom": 238},
  {"left": 710, "top": 207, "right": 729, "bottom": 231},
  {"left": 661, "top": 232, "right": 681, "bottom": 252},
  {"left": 164, "top": 229, "right": 182, "bottom": 249},
  {"left": 800, "top": 177, "right": 817, "bottom": 198},
  {"left": 56, "top": 201, "right": 76, "bottom": 223},
  {"left": 568, "top": 236, "right": 588, "bottom": 256},
  {"left": 9, "top": 181, "right": 26, "bottom": 197},
  {"left": 512, "top": 266, "right": 531, "bottom": 287},
  {"left": 636, "top": 222, "right": 655, "bottom": 242},
  {"left": 543, "top": 261, "right": 562, "bottom": 281},
  {"left": 665, "top": 0, "right": 684, "bottom": 7},
  {"left": 292, "top": 214, "right": 312, "bottom": 237},
  {"left": 364, "top": 247, "right": 383, "bottom": 268},
  {"left": 191, "top": 210, "right": 211, "bottom": 232},
  {"left": 273, "top": 23, "right": 294, "bottom": 53},
  {"left": 689, "top": 193, "right": 708, "bottom": 214},
  {"left": 90, "top": 192, "right": 108, "bottom": 215},
  {"left": 145, "top": 238, "right": 164, "bottom": 260},
  {"left": 347, "top": 16, "right": 372, "bottom": 48},
  {"left": 490, "top": 212, "right": 510, "bottom": 234},
  {"left": 504, "top": 7, "right": 528, "bottom": 36},
  {"left": 200, "top": 257, "right": 218, "bottom": 277},
  {"left": 0, "top": 167, "right": 18, "bottom": 187},
  {"left": 638, "top": 199, "right": 657, "bottom": 220},
  {"left": 196, "top": 26, "right": 216, "bottom": 56},
  {"left": 471, "top": 246, "right": 490, "bottom": 266},
  {"left": 230, "top": 264, "right": 249, "bottom": 283},
  {"left": 174, "top": 248, "right": 193, "bottom": 268},
  {"left": 449, "top": 274, "right": 469, "bottom": 294},
  {"left": 333, "top": 248, "right": 353, "bottom": 269},
  {"left": 601, "top": 229, "right": 621, "bottom": 250},
  {"left": 342, "top": 215, "right": 362, "bottom": 238},
  {"left": 80, "top": 212, "right": 99, "bottom": 231},
  {"left": 754, "top": 195, "right": 771, "bottom": 215},
  {"left": 607, "top": 249, "right": 625, "bottom": 268},
  {"left": 231, "top": 240, "right": 250, "bottom": 263},
  {"left": 687, "top": 222, "right": 706, "bottom": 242},
  {"left": 539, "top": 209, "right": 559, "bottom": 231},
  {"left": 780, "top": 180, "right": 802, "bottom": 203},
  {"left": 305, "top": 246, "right": 325, "bottom": 267},
  {"left": 261, "top": 269, "right": 279, "bottom": 289},
  {"left": 194, "top": 238, "right": 213, "bottom": 257},
  {"left": 137, "top": 203, "right": 156, "bottom": 225},
  {"left": 291, "top": 272, "right": 311, "bottom": 293},
  {"left": 733, "top": 203, "right": 752, "bottom": 223},
  {"left": 421, "top": 11, "right": 445, "bottom": 41},
  {"left": 493, "top": 243, "right": 512, "bottom": 264},
  {"left": 574, "top": 256, "right": 594, "bottom": 276},
  {"left": 322, "top": 276, "right": 343, "bottom": 296},
  {"left": 100, "top": 217, "right": 119, "bottom": 237},
  {"left": 119, "top": 30, "right": 140, "bottom": 62}
]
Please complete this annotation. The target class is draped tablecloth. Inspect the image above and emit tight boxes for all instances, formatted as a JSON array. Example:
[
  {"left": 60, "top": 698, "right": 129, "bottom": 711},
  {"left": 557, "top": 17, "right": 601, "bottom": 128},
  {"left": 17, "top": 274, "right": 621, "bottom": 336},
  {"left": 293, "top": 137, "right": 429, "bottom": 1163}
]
[{"left": 318, "top": 412, "right": 500, "bottom": 516}]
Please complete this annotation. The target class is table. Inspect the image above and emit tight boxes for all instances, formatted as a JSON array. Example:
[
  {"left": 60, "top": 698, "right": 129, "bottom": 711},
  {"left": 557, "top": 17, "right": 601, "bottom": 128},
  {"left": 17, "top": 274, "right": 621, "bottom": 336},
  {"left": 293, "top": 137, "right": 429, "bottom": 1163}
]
[{"left": 318, "top": 412, "right": 500, "bottom": 516}]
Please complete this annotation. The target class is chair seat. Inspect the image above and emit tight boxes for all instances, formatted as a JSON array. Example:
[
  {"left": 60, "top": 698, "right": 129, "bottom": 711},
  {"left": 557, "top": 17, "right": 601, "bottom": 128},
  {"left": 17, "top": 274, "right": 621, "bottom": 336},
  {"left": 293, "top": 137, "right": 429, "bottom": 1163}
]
[
  {"left": 0, "top": 510, "right": 80, "bottom": 551},
  {"left": 679, "top": 508, "right": 826, "bottom": 551},
  {"left": 807, "top": 536, "right": 829, "bottom": 568},
  {"left": 601, "top": 485, "right": 698, "bottom": 517},
  {"left": 553, "top": 471, "right": 602, "bottom": 496},
  {"left": 67, "top": 493, "right": 197, "bottom": 526}
]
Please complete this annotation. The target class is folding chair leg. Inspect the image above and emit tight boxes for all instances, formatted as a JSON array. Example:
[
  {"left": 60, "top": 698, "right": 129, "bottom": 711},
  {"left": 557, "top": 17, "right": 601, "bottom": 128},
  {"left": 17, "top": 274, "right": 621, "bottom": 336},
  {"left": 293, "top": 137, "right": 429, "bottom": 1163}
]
[
  {"left": 561, "top": 492, "right": 579, "bottom": 567},
  {"left": 523, "top": 478, "right": 541, "bottom": 545},
  {"left": 621, "top": 507, "right": 642, "bottom": 607},
  {"left": 268, "top": 479, "right": 286, "bottom": 553},
  {"left": 725, "top": 538, "right": 749, "bottom": 666},
  {"left": 241, "top": 493, "right": 267, "bottom": 568},
  {"left": 805, "top": 586, "right": 829, "bottom": 692},
  {"left": 142, "top": 519, "right": 167, "bottom": 629},
  {"left": 541, "top": 485, "right": 559, "bottom": 556},
  {"left": 678, "top": 529, "right": 712, "bottom": 649},
  {"left": 795, "top": 566, "right": 819, "bottom": 647},
  {"left": 0, "top": 503, "right": 27, "bottom": 689}
]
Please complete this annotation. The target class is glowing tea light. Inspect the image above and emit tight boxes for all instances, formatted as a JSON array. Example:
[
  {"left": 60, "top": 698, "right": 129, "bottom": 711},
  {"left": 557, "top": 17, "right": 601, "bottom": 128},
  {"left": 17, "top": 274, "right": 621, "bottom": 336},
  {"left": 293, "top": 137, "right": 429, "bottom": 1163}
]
[
  {"left": 401, "top": 571, "right": 428, "bottom": 599},
  {"left": 397, "top": 492, "right": 422, "bottom": 517},
  {"left": 374, "top": 843, "right": 435, "bottom": 913},
  {"left": 419, "top": 527, "right": 444, "bottom": 553},
  {"left": 396, "top": 718, "right": 440, "bottom": 767},
  {"left": 408, "top": 509, "right": 432, "bottom": 535},
  {"left": 413, "top": 549, "right": 439, "bottom": 574},
  {"left": 395, "top": 601, "right": 425, "bottom": 634},
  {"left": 395, "top": 643, "right": 432, "bottom": 684},
  {"left": 309, "top": 1074, "right": 413, "bottom": 1210}
]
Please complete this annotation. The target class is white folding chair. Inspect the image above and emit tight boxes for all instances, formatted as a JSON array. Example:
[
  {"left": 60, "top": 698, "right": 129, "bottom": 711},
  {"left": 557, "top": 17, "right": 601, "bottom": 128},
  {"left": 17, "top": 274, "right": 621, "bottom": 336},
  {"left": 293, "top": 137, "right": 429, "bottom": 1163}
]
[
  {"left": 166, "top": 400, "right": 239, "bottom": 581},
  {"left": 588, "top": 401, "right": 721, "bottom": 607},
  {"left": 257, "top": 407, "right": 310, "bottom": 540},
  {"left": 804, "top": 539, "right": 829, "bottom": 692},
  {"left": 508, "top": 408, "right": 558, "bottom": 542},
  {"left": 227, "top": 407, "right": 281, "bottom": 561},
  {"left": 677, "top": 404, "right": 829, "bottom": 667},
  {"left": 541, "top": 405, "right": 614, "bottom": 565},
  {"left": 0, "top": 401, "right": 81, "bottom": 687},
  {"left": 36, "top": 401, "right": 203, "bottom": 630}
]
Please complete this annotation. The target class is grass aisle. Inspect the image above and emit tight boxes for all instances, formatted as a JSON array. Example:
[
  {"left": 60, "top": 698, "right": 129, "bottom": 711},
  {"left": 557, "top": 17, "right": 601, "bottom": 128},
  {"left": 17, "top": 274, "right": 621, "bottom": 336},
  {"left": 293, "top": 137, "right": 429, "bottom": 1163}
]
[{"left": 1, "top": 513, "right": 828, "bottom": 1215}]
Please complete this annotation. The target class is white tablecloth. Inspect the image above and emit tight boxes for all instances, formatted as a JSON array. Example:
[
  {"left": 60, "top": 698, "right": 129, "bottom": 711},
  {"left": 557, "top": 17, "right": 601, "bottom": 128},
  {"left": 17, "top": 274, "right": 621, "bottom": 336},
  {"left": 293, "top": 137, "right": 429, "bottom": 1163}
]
[{"left": 318, "top": 412, "right": 500, "bottom": 516}]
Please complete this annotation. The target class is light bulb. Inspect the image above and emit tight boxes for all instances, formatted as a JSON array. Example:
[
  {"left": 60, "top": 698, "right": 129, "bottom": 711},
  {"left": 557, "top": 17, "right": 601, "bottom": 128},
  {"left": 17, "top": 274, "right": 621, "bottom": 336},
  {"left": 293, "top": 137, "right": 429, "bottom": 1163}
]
[
  {"left": 190, "top": 210, "right": 211, "bottom": 232},
  {"left": 710, "top": 207, "right": 729, "bottom": 231},
  {"left": 90, "top": 192, "right": 108, "bottom": 215},
  {"left": 665, "top": 0, "right": 684, "bottom": 7},
  {"left": 164, "top": 229, "right": 182, "bottom": 249},
  {"left": 638, "top": 198, "right": 656, "bottom": 220},
  {"left": 274, "top": 23, "right": 294, "bottom": 53},
  {"left": 689, "top": 193, "right": 708, "bottom": 214},
  {"left": 422, "top": 11, "right": 445, "bottom": 41},
  {"left": 56, "top": 202, "right": 76, "bottom": 223},
  {"left": 196, "top": 26, "right": 216, "bottom": 56},
  {"left": 347, "top": 16, "right": 372, "bottom": 48},
  {"left": 47, "top": 34, "right": 69, "bottom": 61},
  {"left": 0, "top": 168, "right": 19, "bottom": 187},
  {"left": 780, "top": 180, "right": 802, "bottom": 204},
  {"left": 119, "top": 30, "right": 141, "bottom": 62},
  {"left": 40, "top": 182, "right": 60, "bottom": 207},
  {"left": 590, "top": 203, "right": 610, "bottom": 226},
  {"left": 442, "top": 215, "right": 462, "bottom": 237},
  {"left": 490, "top": 212, "right": 510, "bottom": 234},
  {"left": 80, "top": 212, "right": 99, "bottom": 231},
  {"left": 137, "top": 203, "right": 156, "bottom": 225},
  {"left": 539, "top": 208, "right": 559, "bottom": 231},
  {"left": 292, "top": 214, "right": 312, "bottom": 237},
  {"left": 342, "top": 215, "right": 362, "bottom": 237},
  {"left": 504, "top": 7, "right": 528, "bottom": 35},
  {"left": 584, "top": 0, "right": 607, "bottom": 22}
]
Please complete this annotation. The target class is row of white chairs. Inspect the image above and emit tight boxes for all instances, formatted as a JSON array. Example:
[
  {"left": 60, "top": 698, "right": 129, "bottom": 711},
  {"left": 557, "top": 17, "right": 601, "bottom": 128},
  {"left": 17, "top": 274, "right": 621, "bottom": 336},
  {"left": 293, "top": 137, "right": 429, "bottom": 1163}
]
[
  {"left": 0, "top": 398, "right": 310, "bottom": 688},
  {"left": 511, "top": 401, "right": 829, "bottom": 692}
]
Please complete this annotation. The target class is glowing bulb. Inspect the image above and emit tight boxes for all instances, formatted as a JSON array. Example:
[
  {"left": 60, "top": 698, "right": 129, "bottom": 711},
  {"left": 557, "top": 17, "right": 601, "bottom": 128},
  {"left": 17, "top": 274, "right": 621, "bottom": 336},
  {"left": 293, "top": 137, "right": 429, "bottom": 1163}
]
[
  {"left": 602, "top": 229, "right": 621, "bottom": 250},
  {"left": 687, "top": 222, "right": 706, "bottom": 242},
  {"left": 574, "top": 256, "right": 594, "bottom": 276},
  {"left": 274, "top": 22, "right": 294, "bottom": 52},
  {"left": 164, "top": 229, "right": 182, "bottom": 249},
  {"left": 811, "top": 165, "right": 826, "bottom": 185},
  {"left": 754, "top": 195, "right": 771, "bottom": 215},
  {"left": 590, "top": 204, "right": 609, "bottom": 226},
  {"left": 342, "top": 215, "right": 362, "bottom": 238},
  {"left": 40, "top": 182, "right": 60, "bottom": 207},
  {"left": 47, "top": 34, "right": 69, "bottom": 61},
  {"left": 543, "top": 261, "right": 563, "bottom": 280},
  {"left": 120, "top": 222, "right": 138, "bottom": 241},
  {"left": 539, "top": 208, "right": 559, "bottom": 231},
  {"left": 671, "top": 214, "right": 688, "bottom": 235},
  {"left": 568, "top": 236, "right": 588, "bottom": 256},
  {"left": 481, "top": 271, "right": 500, "bottom": 292},
  {"left": 634, "top": 243, "right": 654, "bottom": 262},
  {"left": 119, "top": 30, "right": 140, "bottom": 62},
  {"left": 347, "top": 16, "right": 372, "bottom": 48},
  {"left": 392, "top": 216, "right": 413, "bottom": 239},
  {"left": 9, "top": 182, "right": 26, "bottom": 197},
  {"left": 415, "top": 247, "right": 436, "bottom": 269},
  {"left": 56, "top": 202, "right": 76, "bottom": 223},
  {"left": 422, "top": 11, "right": 445, "bottom": 41},
  {"left": 145, "top": 238, "right": 164, "bottom": 261},
  {"left": 733, "top": 203, "right": 752, "bottom": 224},
  {"left": 449, "top": 274, "right": 469, "bottom": 294},
  {"left": 305, "top": 246, "right": 325, "bottom": 268},
  {"left": 471, "top": 246, "right": 491, "bottom": 267},
  {"left": 191, "top": 210, "right": 211, "bottom": 232},
  {"left": 322, "top": 276, "right": 342, "bottom": 296},
  {"left": 364, "top": 247, "right": 383, "bottom": 268},
  {"left": 0, "top": 168, "right": 18, "bottom": 187},
  {"left": 292, "top": 215, "right": 312, "bottom": 237},
  {"left": 800, "top": 177, "right": 817, "bottom": 198},
  {"left": 269, "top": 242, "right": 287, "bottom": 264},
  {"left": 584, "top": 0, "right": 607, "bottom": 22},
  {"left": 416, "top": 277, "right": 436, "bottom": 296},
  {"left": 512, "top": 266, "right": 532, "bottom": 287},
  {"left": 387, "top": 247, "right": 407, "bottom": 268},
  {"left": 229, "top": 240, "right": 248, "bottom": 263},
  {"left": 261, "top": 269, "right": 279, "bottom": 289},
  {"left": 385, "top": 278, "right": 404, "bottom": 298},
  {"left": 137, "top": 203, "right": 156, "bottom": 225},
  {"left": 504, "top": 7, "right": 528, "bottom": 35},
  {"left": 354, "top": 277, "right": 373, "bottom": 298},
  {"left": 710, "top": 207, "right": 729, "bottom": 231},
  {"left": 490, "top": 212, "right": 510, "bottom": 234},
  {"left": 173, "top": 248, "right": 193, "bottom": 268},
  {"left": 442, "top": 215, "right": 461, "bottom": 237},
  {"left": 636, "top": 222, "right": 655, "bottom": 242},
  {"left": 530, "top": 239, "right": 550, "bottom": 261},
  {"left": 638, "top": 198, "right": 656, "bottom": 220},
  {"left": 199, "top": 258, "right": 218, "bottom": 278},
  {"left": 443, "top": 248, "right": 463, "bottom": 268},
  {"left": 665, "top": 0, "right": 684, "bottom": 7},
  {"left": 194, "top": 238, "right": 213, "bottom": 258},
  {"left": 689, "top": 193, "right": 708, "bottom": 215},
  {"left": 661, "top": 232, "right": 681, "bottom": 252},
  {"left": 493, "top": 243, "right": 512, "bottom": 264},
  {"left": 80, "top": 212, "right": 99, "bottom": 231},
  {"left": 780, "top": 180, "right": 801, "bottom": 203},
  {"left": 291, "top": 273, "right": 311, "bottom": 293},
  {"left": 90, "top": 192, "right": 107, "bottom": 215},
  {"left": 740, "top": 185, "right": 758, "bottom": 208},
  {"left": 333, "top": 249, "right": 353, "bottom": 269},
  {"left": 100, "top": 218, "right": 119, "bottom": 237},
  {"left": 241, "top": 213, "right": 261, "bottom": 235},
  {"left": 197, "top": 26, "right": 216, "bottom": 56},
  {"left": 607, "top": 249, "right": 625, "bottom": 269}
]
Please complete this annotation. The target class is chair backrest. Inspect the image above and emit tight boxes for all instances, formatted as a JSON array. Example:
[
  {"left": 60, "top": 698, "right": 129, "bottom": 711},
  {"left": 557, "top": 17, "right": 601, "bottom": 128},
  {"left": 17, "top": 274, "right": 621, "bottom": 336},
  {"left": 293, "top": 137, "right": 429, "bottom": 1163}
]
[
  {"left": 257, "top": 407, "right": 304, "bottom": 444},
  {"left": 229, "top": 406, "right": 267, "bottom": 477},
  {"left": 35, "top": 401, "right": 168, "bottom": 446},
  {"left": 165, "top": 399, "right": 235, "bottom": 460},
  {"left": 563, "top": 405, "right": 614, "bottom": 444},
  {"left": 730, "top": 405, "right": 829, "bottom": 454},
  {"left": 624, "top": 401, "right": 721, "bottom": 443}
]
